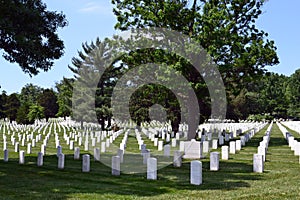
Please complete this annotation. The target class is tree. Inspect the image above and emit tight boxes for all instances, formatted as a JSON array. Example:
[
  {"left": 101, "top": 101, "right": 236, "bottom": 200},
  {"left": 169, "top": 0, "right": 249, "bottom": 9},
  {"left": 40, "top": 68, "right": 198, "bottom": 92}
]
[
  {"left": 286, "top": 69, "right": 300, "bottom": 119},
  {"left": 56, "top": 77, "right": 74, "bottom": 118},
  {"left": 0, "top": 0, "right": 67, "bottom": 75},
  {"left": 19, "top": 84, "right": 43, "bottom": 105},
  {"left": 38, "top": 89, "right": 58, "bottom": 120},
  {"left": 112, "top": 0, "right": 279, "bottom": 125},
  {"left": 4, "top": 93, "right": 20, "bottom": 121},
  {"left": 0, "top": 91, "right": 7, "bottom": 119},
  {"left": 16, "top": 102, "right": 31, "bottom": 124},
  {"left": 27, "top": 104, "right": 45, "bottom": 122},
  {"left": 69, "top": 38, "right": 120, "bottom": 129}
]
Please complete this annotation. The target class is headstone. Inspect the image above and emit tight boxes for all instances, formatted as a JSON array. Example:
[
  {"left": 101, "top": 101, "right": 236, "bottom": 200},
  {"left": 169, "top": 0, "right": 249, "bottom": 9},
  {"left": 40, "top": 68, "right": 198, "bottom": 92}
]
[
  {"left": 221, "top": 146, "right": 229, "bottom": 160},
  {"left": 258, "top": 146, "right": 266, "bottom": 161},
  {"left": 147, "top": 157, "right": 157, "bottom": 180},
  {"left": 294, "top": 142, "right": 300, "bottom": 156},
  {"left": 57, "top": 145, "right": 62, "bottom": 157},
  {"left": 112, "top": 156, "right": 120, "bottom": 176},
  {"left": 210, "top": 152, "right": 219, "bottom": 171},
  {"left": 19, "top": 150, "right": 25, "bottom": 164},
  {"left": 173, "top": 150, "right": 182, "bottom": 167},
  {"left": 236, "top": 140, "right": 242, "bottom": 151},
  {"left": 164, "top": 144, "right": 170, "bottom": 157},
  {"left": 41, "top": 144, "right": 46, "bottom": 155},
  {"left": 117, "top": 149, "right": 124, "bottom": 163},
  {"left": 84, "top": 140, "right": 89, "bottom": 151},
  {"left": 183, "top": 140, "right": 203, "bottom": 159},
  {"left": 94, "top": 148, "right": 100, "bottom": 161},
  {"left": 74, "top": 147, "right": 80, "bottom": 160},
  {"left": 190, "top": 160, "right": 202, "bottom": 185},
  {"left": 212, "top": 140, "right": 218, "bottom": 149},
  {"left": 3, "top": 149, "right": 8, "bottom": 162},
  {"left": 101, "top": 142, "right": 106, "bottom": 153},
  {"left": 225, "top": 134, "right": 230, "bottom": 142},
  {"left": 14, "top": 142, "right": 19, "bottom": 152},
  {"left": 229, "top": 141, "right": 236, "bottom": 154},
  {"left": 58, "top": 153, "right": 65, "bottom": 169},
  {"left": 219, "top": 135, "right": 224, "bottom": 145},
  {"left": 240, "top": 136, "right": 246, "bottom": 146},
  {"left": 171, "top": 138, "right": 177, "bottom": 147},
  {"left": 37, "top": 152, "right": 43, "bottom": 167},
  {"left": 27, "top": 143, "right": 31, "bottom": 154},
  {"left": 158, "top": 141, "right": 163, "bottom": 151},
  {"left": 253, "top": 154, "right": 264, "bottom": 173},
  {"left": 69, "top": 140, "right": 74, "bottom": 150},
  {"left": 82, "top": 154, "right": 90, "bottom": 172},
  {"left": 203, "top": 141, "right": 210, "bottom": 153},
  {"left": 142, "top": 150, "right": 150, "bottom": 165},
  {"left": 154, "top": 138, "right": 158, "bottom": 146},
  {"left": 179, "top": 141, "right": 185, "bottom": 152}
]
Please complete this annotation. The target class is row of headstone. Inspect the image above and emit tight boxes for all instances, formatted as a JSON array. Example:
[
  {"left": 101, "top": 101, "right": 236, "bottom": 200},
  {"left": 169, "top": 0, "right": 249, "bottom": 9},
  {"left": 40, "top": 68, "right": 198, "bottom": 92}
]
[
  {"left": 253, "top": 122, "right": 273, "bottom": 173},
  {"left": 277, "top": 122, "right": 300, "bottom": 163}
]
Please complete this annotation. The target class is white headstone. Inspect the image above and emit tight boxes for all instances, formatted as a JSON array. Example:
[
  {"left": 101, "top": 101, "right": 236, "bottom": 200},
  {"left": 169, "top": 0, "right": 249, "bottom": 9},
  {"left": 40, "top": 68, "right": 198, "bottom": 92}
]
[
  {"left": 212, "top": 140, "right": 218, "bottom": 149},
  {"left": 158, "top": 141, "right": 163, "bottom": 151},
  {"left": 3, "top": 149, "right": 8, "bottom": 162},
  {"left": 57, "top": 145, "right": 62, "bottom": 157},
  {"left": 99, "top": 141, "right": 105, "bottom": 153},
  {"left": 58, "top": 153, "right": 65, "bottom": 169},
  {"left": 82, "top": 154, "right": 90, "bottom": 172},
  {"left": 183, "top": 140, "right": 203, "bottom": 159},
  {"left": 210, "top": 152, "right": 219, "bottom": 171},
  {"left": 253, "top": 154, "right": 264, "bottom": 173},
  {"left": 171, "top": 138, "right": 177, "bottom": 147},
  {"left": 37, "top": 152, "right": 43, "bottom": 167},
  {"left": 164, "top": 144, "right": 170, "bottom": 157},
  {"left": 203, "top": 141, "right": 210, "bottom": 153},
  {"left": 19, "top": 150, "right": 25, "bottom": 164},
  {"left": 147, "top": 157, "right": 157, "bottom": 180},
  {"left": 112, "top": 156, "right": 120, "bottom": 176},
  {"left": 229, "top": 141, "right": 236, "bottom": 154},
  {"left": 142, "top": 150, "right": 150, "bottom": 165},
  {"left": 94, "top": 148, "right": 100, "bottom": 161},
  {"left": 173, "top": 150, "right": 182, "bottom": 167},
  {"left": 190, "top": 160, "right": 202, "bottom": 185},
  {"left": 74, "top": 147, "right": 80, "bottom": 160},
  {"left": 236, "top": 140, "right": 241, "bottom": 151},
  {"left": 221, "top": 146, "right": 229, "bottom": 160},
  {"left": 117, "top": 149, "right": 124, "bottom": 163}
]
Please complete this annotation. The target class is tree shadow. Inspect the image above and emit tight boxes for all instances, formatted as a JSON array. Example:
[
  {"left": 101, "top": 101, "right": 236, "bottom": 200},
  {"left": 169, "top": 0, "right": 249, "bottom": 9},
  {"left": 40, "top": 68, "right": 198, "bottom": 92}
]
[{"left": 0, "top": 153, "right": 264, "bottom": 199}]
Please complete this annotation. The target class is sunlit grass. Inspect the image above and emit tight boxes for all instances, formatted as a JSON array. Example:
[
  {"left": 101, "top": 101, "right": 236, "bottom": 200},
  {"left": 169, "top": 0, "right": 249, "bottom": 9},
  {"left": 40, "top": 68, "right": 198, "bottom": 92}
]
[{"left": 0, "top": 123, "right": 299, "bottom": 199}]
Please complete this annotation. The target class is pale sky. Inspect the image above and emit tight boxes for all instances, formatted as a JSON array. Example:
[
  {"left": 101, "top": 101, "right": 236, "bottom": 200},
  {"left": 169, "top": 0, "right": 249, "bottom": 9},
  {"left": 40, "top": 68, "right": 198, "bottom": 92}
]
[{"left": 0, "top": 0, "right": 298, "bottom": 94}]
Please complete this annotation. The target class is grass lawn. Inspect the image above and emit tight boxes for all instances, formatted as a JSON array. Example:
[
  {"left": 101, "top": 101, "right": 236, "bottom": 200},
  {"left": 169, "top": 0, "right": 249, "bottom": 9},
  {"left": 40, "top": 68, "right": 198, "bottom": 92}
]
[{"left": 0, "top": 123, "right": 299, "bottom": 200}]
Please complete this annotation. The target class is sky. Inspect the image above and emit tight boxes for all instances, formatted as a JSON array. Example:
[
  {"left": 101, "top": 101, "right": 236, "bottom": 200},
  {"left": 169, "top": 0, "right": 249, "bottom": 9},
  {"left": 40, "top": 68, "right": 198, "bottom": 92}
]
[{"left": 0, "top": 0, "right": 299, "bottom": 94}]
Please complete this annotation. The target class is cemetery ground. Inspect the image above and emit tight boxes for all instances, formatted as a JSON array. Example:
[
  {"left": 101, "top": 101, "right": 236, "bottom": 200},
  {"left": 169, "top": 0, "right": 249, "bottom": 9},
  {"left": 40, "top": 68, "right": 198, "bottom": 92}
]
[{"left": 0, "top": 123, "right": 299, "bottom": 200}]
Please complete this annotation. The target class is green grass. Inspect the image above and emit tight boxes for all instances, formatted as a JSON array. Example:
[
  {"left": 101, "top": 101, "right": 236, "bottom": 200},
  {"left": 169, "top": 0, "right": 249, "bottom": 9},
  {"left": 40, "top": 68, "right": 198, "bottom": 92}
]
[{"left": 0, "top": 123, "right": 299, "bottom": 199}]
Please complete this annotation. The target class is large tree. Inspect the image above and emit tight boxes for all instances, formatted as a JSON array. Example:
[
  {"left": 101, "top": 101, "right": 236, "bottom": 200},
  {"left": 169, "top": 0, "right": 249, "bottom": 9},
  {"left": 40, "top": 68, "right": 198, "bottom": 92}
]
[
  {"left": 38, "top": 89, "right": 58, "bottom": 120},
  {"left": 55, "top": 77, "right": 73, "bottom": 118},
  {"left": 112, "top": 0, "right": 279, "bottom": 123},
  {"left": 286, "top": 69, "right": 300, "bottom": 119},
  {"left": 0, "top": 0, "right": 67, "bottom": 75},
  {"left": 4, "top": 93, "right": 20, "bottom": 121}
]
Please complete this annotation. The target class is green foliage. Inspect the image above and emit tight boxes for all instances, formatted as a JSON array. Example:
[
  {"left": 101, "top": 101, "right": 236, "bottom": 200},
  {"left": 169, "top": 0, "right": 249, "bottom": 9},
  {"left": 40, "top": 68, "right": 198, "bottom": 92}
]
[
  {"left": 4, "top": 93, "right": 20, "bottom": 121},
  {"left": 286, "top": 69, "right": 300, "bottom": 119},
  {"left": 27, "top": 104, "right": 45, "bottom": 122},
  {"left": 0, "top": 91, "right": 7, "bottom": 119},
  {"left": 0, "top": 0, "right": 67, "bottom": 75},
  {"left": 16, "top": 102, "right": 31, "bottom": 124},
  {"left": 56, "top": 77, "right": 74, "bottom": 118},
  {"left": 38, "top": 89, "right": 58, "bottom": 120},
  {"left": 19, "top": 84, "right": 43, "bottom": 105},
  {"left": 111, "top": 0, "right": 279, "bottom": 124}
]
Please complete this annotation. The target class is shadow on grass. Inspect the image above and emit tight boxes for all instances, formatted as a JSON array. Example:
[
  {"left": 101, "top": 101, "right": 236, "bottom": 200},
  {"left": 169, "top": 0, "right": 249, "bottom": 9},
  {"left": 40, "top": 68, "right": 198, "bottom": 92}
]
[{"left": 0, "top": 153, "right": 264, "bottom": 200}]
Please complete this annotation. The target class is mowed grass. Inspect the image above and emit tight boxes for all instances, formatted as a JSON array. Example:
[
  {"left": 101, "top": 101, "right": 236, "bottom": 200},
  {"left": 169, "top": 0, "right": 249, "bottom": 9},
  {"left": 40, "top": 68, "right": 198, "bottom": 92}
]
[{"left": 0, "top": 123, "right": 299, "bottom": 199}]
